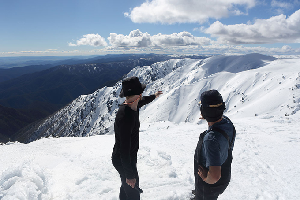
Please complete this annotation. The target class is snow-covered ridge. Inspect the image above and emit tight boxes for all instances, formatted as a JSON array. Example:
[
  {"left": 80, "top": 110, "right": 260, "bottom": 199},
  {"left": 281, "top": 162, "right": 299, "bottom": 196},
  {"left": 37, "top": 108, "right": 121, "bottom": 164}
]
[
  {"left": 25, "top": 58, "right": 189, "bottom": 142},
  {"left": 24, "top": 54, "right": 300, "bottom": 142}
]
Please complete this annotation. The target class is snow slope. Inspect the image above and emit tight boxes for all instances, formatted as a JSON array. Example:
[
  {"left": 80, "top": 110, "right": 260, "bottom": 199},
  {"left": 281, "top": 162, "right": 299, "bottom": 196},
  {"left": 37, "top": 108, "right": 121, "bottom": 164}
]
[
  {"left": 140, "top": 54, "right": 300, "bottom": 123},
  {"left": 24, "top": 53, "right": 299, "bottom": 143},
  {"left": 1, "top": 54, "right": 300, "bottom": 199}
]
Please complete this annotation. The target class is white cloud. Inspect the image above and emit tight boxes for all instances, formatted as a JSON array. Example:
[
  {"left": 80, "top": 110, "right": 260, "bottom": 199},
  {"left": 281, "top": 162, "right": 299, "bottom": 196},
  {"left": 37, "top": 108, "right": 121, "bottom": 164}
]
[
  {"left": 2, "top": 44, "right": 300, "bottom": 57},
  {"left": 0, "top": 49, "right": 83, "bottom": 56},
  {"left": 281, "top": 45, "right": 292, "bottom": 50},
  {"left": 152, "top": 32, "right": 211, "bottom": 46},
  {"left": 271, "top": 0, "right": 293, "bottom": 9},
  {"left": 200, "top": 44, "right": 300, "bottom": 55},
  {"left": 105, "top": 35, "right": 300, "bottom": 55},
  {"left": 124, "top": 0, "right": 256, "bottom": 24},
  {"left": 68, "top": 43, "right": 77, "bottom": 47},
  {"left": 108, "top": 29, "right": 211, "bottom": 48},
  {"left": 270, "top": 0, "right": 295, "bottom": 15},
  {"left": 108, "top": 30, "right": 151, "bottom": 48},
  {"left": 69, "top": 34, "right": 108, "bottom": 47},
  {"left": 204, "top": 9, "right": 300, "bottom": 44}
]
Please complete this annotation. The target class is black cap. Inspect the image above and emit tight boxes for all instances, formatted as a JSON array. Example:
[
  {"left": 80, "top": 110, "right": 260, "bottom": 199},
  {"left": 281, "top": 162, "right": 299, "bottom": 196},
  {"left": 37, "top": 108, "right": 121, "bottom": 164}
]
[
  {"left": 200, "top": 90, "right": 225, "bottom": 122},
  {"left": 200, "top": 90, "right": 223, "bottom": 107},
  {"left": 119, "top": 76, "right": 146, "bottom": 98}
]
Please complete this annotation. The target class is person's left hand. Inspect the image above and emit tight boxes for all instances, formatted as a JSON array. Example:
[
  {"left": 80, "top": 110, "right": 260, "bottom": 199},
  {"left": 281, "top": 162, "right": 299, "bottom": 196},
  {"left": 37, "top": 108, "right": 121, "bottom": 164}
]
[
  {"left": 155, "top": 91, "right": 163, "bottom": 98},
  {"left": 198, "top": 165, "right": 208, "bottom": 181}
]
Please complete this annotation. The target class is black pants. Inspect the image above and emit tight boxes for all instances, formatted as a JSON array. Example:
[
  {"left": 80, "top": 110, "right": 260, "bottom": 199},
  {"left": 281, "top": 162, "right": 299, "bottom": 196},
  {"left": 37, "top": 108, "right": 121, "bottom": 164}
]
[
  {"left": 112, "top": 157, "right": 140, "bottom": 200},
  {"left": 195, "top": 177, "right": 228, "bottom": 200}
]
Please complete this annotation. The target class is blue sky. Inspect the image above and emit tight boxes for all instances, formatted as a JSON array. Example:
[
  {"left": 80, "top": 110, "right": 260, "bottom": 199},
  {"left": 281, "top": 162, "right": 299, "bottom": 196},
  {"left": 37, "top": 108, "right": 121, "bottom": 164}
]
[{"left": 1, "top": 0, "right": 300, "bottom": 56}]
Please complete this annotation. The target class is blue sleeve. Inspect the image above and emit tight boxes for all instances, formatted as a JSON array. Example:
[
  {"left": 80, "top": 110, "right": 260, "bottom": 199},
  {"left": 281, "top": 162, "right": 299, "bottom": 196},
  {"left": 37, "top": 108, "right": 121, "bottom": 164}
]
[{"left": 203, "top": 138, "right": 222, "bottom": 167}]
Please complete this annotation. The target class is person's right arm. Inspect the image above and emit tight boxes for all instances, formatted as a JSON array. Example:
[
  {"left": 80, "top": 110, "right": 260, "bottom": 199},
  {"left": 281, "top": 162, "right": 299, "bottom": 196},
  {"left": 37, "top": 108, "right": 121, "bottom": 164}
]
[{"left": 200, "top": 136, "right": 222, "bottom": 184}]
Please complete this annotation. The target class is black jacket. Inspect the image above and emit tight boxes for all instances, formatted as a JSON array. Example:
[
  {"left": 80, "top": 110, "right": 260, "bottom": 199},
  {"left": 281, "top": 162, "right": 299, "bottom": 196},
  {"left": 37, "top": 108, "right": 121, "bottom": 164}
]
[{"left": 112, "top": 95, "right": 156, "bottom": 179}]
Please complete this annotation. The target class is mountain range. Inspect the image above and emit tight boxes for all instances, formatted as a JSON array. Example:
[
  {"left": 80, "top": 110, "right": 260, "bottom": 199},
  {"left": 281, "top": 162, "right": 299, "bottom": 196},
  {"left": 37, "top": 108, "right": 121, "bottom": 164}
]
[
  {"left": 0, "top": 54, "right": 184, "bottom": 143},
  {"left": 17, "top": 53, "right": 300, "bottom": 143}
]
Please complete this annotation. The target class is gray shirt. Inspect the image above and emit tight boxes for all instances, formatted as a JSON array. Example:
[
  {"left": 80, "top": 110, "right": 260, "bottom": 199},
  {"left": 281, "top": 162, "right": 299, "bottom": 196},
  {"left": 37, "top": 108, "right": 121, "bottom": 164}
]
[{"left": 201, "top": 116, "right": 235, "bottom": 168}]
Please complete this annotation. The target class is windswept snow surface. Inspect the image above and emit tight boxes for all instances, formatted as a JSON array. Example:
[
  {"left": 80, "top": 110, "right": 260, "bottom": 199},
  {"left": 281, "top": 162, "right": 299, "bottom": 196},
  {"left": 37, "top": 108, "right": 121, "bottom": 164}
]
[
  {"left": 1, "top": 116, "right": 300, "bottom": 199},
  {"left": 1, "top": 54, "right": 300, "bottom": 199}
]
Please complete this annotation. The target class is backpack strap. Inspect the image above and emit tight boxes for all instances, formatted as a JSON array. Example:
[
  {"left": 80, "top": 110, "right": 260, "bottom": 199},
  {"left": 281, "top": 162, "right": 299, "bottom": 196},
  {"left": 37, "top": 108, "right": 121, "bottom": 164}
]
[
  {"left": 211, "top": 126, "right": 236, "bottom": 150},
  {"left": 199, "top": 130, "right": 208, "bottom": 140}
]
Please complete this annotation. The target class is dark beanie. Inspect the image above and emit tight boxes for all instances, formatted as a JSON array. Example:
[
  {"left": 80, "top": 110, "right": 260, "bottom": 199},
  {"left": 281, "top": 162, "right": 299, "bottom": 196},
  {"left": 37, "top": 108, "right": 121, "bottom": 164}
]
[{"left": 200, "top": 90, "right": 225, "bottom": 122}]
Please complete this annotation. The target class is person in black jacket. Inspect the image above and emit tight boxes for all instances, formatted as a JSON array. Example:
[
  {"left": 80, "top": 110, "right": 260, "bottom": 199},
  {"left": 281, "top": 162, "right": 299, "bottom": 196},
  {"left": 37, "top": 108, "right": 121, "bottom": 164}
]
[
  {"left": 112, "top": 76, "right": 162, "bottom": 200},
  {"left": 194, "top": 90, "right": 236, "bottom": 200}
]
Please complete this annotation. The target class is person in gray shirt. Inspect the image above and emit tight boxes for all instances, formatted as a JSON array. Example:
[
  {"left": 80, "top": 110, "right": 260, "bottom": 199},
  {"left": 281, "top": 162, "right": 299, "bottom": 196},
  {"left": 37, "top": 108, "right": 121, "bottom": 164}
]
[{"left": 194, "top": 90, "right": 236, "bottom": 200}]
